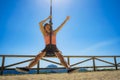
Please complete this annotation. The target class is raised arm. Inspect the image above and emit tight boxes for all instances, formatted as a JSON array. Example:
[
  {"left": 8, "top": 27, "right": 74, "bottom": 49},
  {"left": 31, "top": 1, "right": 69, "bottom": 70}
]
[
  {"left": 39, "top": 16, "right": 51, "bottom": 35},
  {"left": 54, "top": 16, "right": 70, "bottom": 34}
]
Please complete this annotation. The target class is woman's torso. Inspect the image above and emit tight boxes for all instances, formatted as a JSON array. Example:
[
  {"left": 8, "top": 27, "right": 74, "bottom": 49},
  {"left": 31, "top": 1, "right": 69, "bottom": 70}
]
[{"left": 44, "top": 32, "right": 56, "bottom": 45}]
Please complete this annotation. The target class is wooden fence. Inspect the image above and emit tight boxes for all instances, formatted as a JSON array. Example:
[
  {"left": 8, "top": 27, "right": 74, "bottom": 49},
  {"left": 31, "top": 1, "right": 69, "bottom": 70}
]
[{"left": 0, "top": 55, "right": 120, "bottom": 75}]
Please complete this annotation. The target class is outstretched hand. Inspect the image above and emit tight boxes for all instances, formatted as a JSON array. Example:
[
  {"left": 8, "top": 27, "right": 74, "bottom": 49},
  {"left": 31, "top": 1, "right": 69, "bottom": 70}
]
[{"left": 66, "top": 16, "right": 70, "bottom": 20}]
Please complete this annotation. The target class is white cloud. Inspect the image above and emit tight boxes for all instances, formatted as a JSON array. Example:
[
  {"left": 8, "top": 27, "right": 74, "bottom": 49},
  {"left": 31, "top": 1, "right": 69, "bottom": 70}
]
[{"left": 82, "top": 38, "right": 120, "bottom": 52}]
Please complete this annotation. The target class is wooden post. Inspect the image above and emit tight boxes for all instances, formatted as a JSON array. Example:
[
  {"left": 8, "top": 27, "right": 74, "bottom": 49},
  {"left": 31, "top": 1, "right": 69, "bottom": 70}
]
[
  {"left": 37, "top": 61, "right": 40, "bottom": 74},
  {"left": 67, "top": 57, "right": 70, "bottom": 65},
  {"left": 0, "top": 56, "right": 5, "bottom": 75},
  {"left": 114, "top": 56, "right": 118, "bottom": 70},
  {"left": 92, "top": 57, "right": 96, "bottom": 71}
]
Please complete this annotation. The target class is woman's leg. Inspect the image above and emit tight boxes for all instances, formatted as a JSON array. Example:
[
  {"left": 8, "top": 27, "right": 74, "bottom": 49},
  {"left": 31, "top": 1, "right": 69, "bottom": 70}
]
[
  {"left": 16, "top": 52, "right": 46, "bottom": 73},
  {"left": 55, "top": 52, "right": 79, "bottom": 73},
  {"left": 27, "top": 52, "right": 46, "bottom": 69},
  {"left": 55, "top": 52, "right": 70, "bottom": 69}
]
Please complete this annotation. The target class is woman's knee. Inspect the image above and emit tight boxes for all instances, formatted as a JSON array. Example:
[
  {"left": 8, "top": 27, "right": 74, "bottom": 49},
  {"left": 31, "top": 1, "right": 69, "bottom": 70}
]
[
  {"left": 55, "top": 52, "right": 63, "bottom": 57},
  {"left": 34, "top": 56, "right": 40, "bottom": 61},
  {"left": 35, "top": 52, "right": 45, "bottom": 61}
]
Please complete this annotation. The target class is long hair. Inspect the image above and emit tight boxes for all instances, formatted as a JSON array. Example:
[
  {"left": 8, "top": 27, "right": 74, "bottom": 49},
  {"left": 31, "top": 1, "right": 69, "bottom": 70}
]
[
  {"left": 44, "top": 23, "right": 50, "bottom": 30},
  {"left": 44, "top": 23, "right": 53, "bottom": 34}
]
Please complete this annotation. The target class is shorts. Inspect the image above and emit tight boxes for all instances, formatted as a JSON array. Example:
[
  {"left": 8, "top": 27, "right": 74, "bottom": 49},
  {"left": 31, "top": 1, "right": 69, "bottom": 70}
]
[{"left": 42, "top": 44, "right": 59, "bottom": 57}]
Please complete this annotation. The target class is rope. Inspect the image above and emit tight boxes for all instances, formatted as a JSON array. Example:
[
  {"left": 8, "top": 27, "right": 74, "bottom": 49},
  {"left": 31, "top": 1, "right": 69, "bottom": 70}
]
[{"left": 49, "top": 0, "right": 52, "bottom": 46}]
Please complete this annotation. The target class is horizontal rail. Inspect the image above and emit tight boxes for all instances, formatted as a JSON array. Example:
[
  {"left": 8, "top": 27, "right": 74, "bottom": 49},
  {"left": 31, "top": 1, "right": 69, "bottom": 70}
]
[
  {"left": 3, "top": 66, "right": 119, "bottom": 70},
  {"left": 0, "top": 55, "right": 120, "bottom": 57}
]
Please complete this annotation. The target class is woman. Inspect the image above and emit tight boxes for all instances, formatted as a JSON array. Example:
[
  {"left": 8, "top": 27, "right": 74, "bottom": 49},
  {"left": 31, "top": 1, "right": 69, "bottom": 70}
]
[{"left": 16, "top": 16, "right": 78, "bottom": 73}]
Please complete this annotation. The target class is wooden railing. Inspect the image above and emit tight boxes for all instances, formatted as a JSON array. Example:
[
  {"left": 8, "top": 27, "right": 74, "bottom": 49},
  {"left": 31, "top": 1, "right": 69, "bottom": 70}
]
[{"left": 0, "top": 55, "right": 120, "bottom": 75}]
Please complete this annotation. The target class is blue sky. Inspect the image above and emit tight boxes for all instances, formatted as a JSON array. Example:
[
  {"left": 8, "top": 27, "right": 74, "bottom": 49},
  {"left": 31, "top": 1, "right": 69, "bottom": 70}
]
[{"left": 0, "top": 0, "right": 120, "bottom": 56}]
